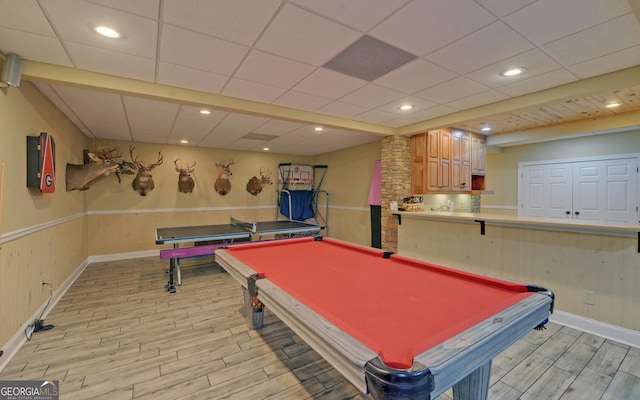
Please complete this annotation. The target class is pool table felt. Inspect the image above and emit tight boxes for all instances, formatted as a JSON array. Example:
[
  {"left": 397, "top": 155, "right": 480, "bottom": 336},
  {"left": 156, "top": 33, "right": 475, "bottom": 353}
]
[{"left": 227, "top": 237, "right": 533, "bottom": 369}]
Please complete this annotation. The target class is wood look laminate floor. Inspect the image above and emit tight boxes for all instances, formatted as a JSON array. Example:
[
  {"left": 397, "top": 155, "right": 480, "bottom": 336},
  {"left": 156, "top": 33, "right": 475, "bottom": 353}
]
[{"left": 1, "top": 257, "right": 639, "bottom": 399}]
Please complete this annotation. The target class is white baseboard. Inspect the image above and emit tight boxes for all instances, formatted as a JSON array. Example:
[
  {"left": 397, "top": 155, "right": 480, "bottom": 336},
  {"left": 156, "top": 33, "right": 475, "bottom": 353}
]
[
  {"left": 550, "top": 310, "right": 640, "bottom": 348},
  {"left": 88, "top": 249, "right": 159, "bottom": 263}
]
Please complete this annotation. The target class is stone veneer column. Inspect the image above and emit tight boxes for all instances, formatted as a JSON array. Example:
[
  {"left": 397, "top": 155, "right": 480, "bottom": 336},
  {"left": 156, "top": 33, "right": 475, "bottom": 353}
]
[{"left": 381, "top": 135, "right": 411, "bottom": 253}]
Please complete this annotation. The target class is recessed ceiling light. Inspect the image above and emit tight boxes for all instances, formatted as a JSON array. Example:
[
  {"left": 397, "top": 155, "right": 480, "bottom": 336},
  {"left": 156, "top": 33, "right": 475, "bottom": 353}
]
[
  {"left": 499, "top": 67, "right": 526, "bottom": 77},
  {"left": 263, "top": 147, "right": 270, "bottom": 151},
  {"left": 314, "top": 127, "right": 323, "bottom": 131},
  {"left": 199, "top": 109, "right": 211, "bottom": 115},
  {"left": 481, "top": 126, "right": 491, "bottom": 132},
  {"left": 180, "top": 140, "right": 189, "bottom": 144},
  {"left": 605, "top": 101, "right": 622, "bottom": 108},
  {"left": 94, "top": 25, "right": 121, "bottom": 39},
  {"left": 400, "top": 104, "right": 413, "bottom": 111}
]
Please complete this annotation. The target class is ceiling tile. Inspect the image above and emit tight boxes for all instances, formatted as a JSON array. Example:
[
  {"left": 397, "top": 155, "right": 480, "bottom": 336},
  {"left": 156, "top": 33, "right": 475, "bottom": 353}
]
[
  {"left": 465, "top": 48, "right": 563, "bottom": 88},
  {"left": 568, "top": 45, "right": 640, "bottom": 79},
  {"left": 475, "top": 0, "right": 537, "bottom": 18},
  {"left": 353, "top": 109, "right": 397, "bottom": 124},
  {"left": 40, "top": 0, "right": 158, "bottom": 59},
  {"left": 52, "top": 85, "right": 131, "bottom": 141},
  {"left": 252, "top": 119, "right": 305, "bottom": 136},
  {"left": 292, "top": 68, "right": 367, "bottom": 99},
  {"left": 504, "top": 0, "right": 632, "bottom": 45},
  {"left": 162, "top": 0, "right": 281, "bottom": 46},
  {"left": 222, "top": 78, "right": 287, "bottom": 103},
  {"left": 255, "top": 4, "right": 361, "bottom": 66},
  {"left": 425, "top": 21, "right": 534, "bottom": 75},
  {"left": 448, "top": 89, "right": 510, "bottom": 110},
  {"left": 168, "top": 107, "right": 228, "bottom": 145},
  {"left": 374, "top": 59, "right": 457, "bottom": 94},
  {"left": 157, "top": 62, "right": 229, "bottom": 94},
  {"left": 34, "top": 83, "right": 92, "bottom": 136},
  {"left": 543, "top": 14, "right": 640, "bottom": 67},
  {"left": 497, "top": 69, "right": 578, "bottom": 97},
  {"left": 273, "top": 90, "right": 332, "bottom": 111},
  {"left": 66, "top": 42, "right": 156, "bottom": 82},
  {"left": 85, "top": 0, "right": 160, "bottom": 18},
  {"left": 338, "top": 84, "right": 406, "bottom": 108},
  {"left": 235, "top": 50, "right": 316, "bottom": 89},
  {"left": 160, "top": 25, "right": 249, "bottom": 76},
  {"left": 0, "top": 27, "right": 72, "bottom": 66},
  {"left": 124, "top": 96, "right": 179, "bottom": 142},
  {"left": 370, "top": 0, "right": 496, "bottom": 56},
  {"left": 384, "top": 115, "right": 421, "bottom": 128},
  {"left": 376, "top": 96, "right": 437, "bottom": 115},
  {"left": 414, "top": 77, "right": 489, "bottom": 104},
  {"left": 0, "top": 0, "right": 57, "bottom": 36},
  {"left": 207, "top": 113, "right": 271, "bottom": 138},
  {"left": 408, "top": 105, "right": 459, "bottom": 121},
  {"left": 290, "top": 0, "right": 409, "bottom": 31},
  {"left": 316, "top": 101, "right": 370, "bottom": 118}
]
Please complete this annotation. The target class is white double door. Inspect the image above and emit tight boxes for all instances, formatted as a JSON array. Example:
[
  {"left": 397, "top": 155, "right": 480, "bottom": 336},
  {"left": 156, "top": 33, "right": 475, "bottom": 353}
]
[{"left": 520, "top": 156, "right": 638, "bottom": 222}]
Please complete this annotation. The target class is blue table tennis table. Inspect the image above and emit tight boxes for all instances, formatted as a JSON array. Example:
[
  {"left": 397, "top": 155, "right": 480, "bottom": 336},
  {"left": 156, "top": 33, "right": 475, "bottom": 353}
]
[{"left": 155, "top": 217, "right": 321, "bottom": 293}]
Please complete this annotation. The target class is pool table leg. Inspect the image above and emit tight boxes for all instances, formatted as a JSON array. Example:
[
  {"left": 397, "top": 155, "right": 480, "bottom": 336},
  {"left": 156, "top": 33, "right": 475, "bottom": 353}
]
[
  {"left": 452, "top": 360, "right": 491, "bottom": 400},
  {"left": 242, "top": 287, "right": 264, "bottom": 329}
]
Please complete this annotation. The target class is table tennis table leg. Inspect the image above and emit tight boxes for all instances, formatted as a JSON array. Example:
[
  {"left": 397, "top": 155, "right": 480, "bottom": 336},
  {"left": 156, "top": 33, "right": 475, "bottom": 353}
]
[
  {"left": 166, "top": 257, "right": 176, "bottom": 293},
  {"left": 177, "top": 257, "right": 182, "bottom": 286}
]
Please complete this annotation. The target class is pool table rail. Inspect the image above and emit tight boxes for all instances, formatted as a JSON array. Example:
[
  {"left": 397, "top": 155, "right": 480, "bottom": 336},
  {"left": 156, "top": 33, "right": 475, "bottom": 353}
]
[{"left": 416, "top": 293, "right": 553, "bottom": 399}]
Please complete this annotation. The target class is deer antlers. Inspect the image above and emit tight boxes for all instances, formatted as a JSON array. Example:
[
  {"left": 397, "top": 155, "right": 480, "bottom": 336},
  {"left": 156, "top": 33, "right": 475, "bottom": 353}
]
[{"left": 129, "top": 145, "right": 163, "bottom": 170}]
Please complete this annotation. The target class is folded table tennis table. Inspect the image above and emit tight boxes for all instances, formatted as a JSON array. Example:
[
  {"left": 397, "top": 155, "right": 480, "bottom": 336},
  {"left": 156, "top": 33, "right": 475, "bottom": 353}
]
[{"left": 155, "top": 217, "right": 321, "bottom": 293}]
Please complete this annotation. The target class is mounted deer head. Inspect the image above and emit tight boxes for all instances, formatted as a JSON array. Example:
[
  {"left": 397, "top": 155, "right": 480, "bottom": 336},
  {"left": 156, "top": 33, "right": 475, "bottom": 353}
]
[
  {"left": 66, "top": 152, "right": 122, "bottom": 191},
  {"left": 174, "top": 159, "right": 196, "bottom": 193},
  {"left": 214, "top": 159, "right": 234, "bottom": 196},
  {"left": 246, "top": 167, "right": 272, "bottom": 195},
  {"left": 90, "top": 143, "right": 130, "bottom": 183},
  {"left": 129, "top": 145, "right": 164, "bottom": 196}
]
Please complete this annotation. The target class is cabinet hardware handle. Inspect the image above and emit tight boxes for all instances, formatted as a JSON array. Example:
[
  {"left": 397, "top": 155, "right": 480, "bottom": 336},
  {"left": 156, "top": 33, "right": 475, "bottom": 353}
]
[
  {"left": 565, "top": 211, "right": 570, "bottom": 215},
  {"left": 574, "top": 211, "right": 580, "bottom": 215}
]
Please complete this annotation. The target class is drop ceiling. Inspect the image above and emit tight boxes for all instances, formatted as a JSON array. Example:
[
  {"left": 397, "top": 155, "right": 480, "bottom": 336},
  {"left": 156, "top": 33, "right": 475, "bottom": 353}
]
[{"left": 1, "top": 0, "right": 640, "bottom": 155}]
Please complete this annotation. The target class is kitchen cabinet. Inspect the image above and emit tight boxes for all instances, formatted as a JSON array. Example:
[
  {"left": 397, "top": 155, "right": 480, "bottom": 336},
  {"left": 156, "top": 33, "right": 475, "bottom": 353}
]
[
  {"left": 410, "top": 133, "right": 427, "bottom": 194},
  {"left": 471, "top": 133, "right": 486, "bottom": 175},
  {"left": 426, "top": 129, "right": 451, "bottom": 192},
  {"left": 451, "top": 130, "right": 471, "bottom": 192},
  {"left": 411, "top": 130, "right": 487, "bottom": 194}
]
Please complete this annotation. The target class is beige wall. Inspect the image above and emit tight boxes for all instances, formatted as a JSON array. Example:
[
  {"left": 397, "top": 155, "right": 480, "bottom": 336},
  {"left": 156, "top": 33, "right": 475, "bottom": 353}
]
[
  {"left": 314, "top": 141, "right": 381, "bottom": 245},
  {"left": 483, "top": 130, "right": 640, "bottom": 212},
  {"left": 0, "top": 82, "right": 88, "bottom": 349}
]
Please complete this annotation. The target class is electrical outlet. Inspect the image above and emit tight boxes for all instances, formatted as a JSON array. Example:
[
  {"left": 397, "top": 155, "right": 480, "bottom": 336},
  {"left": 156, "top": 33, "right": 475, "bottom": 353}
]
[{"left": 583, "top": 290, "right": 596, "bottom": 305}]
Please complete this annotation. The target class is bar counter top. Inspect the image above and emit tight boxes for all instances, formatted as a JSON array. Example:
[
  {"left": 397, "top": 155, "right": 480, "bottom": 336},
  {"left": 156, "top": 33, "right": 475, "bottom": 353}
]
[{"left": 393, "top": 210, "right": 640, "bottom": 237}]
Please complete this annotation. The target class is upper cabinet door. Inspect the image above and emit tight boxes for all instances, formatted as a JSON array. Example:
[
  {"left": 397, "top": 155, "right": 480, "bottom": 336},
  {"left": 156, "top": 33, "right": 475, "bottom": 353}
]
[{"left": 471, "top": 134, "right": 486, "bottom": 175}]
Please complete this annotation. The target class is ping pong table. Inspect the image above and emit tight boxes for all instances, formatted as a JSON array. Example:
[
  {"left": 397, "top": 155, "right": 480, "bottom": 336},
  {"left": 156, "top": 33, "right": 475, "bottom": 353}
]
[{"left": 155, "top": 217, "right": 321, "bottom": 293}]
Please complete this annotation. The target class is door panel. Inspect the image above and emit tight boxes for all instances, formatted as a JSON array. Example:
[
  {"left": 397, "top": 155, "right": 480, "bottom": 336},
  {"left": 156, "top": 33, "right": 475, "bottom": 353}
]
[{"left": 521, "top": 157, "right": 638, "bottom": 222}]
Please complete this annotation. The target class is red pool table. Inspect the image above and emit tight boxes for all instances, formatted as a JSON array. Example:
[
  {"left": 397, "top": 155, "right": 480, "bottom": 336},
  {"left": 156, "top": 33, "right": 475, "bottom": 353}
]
[{"left": 214, "top": 237, "right": 554, "bottom": 400}]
